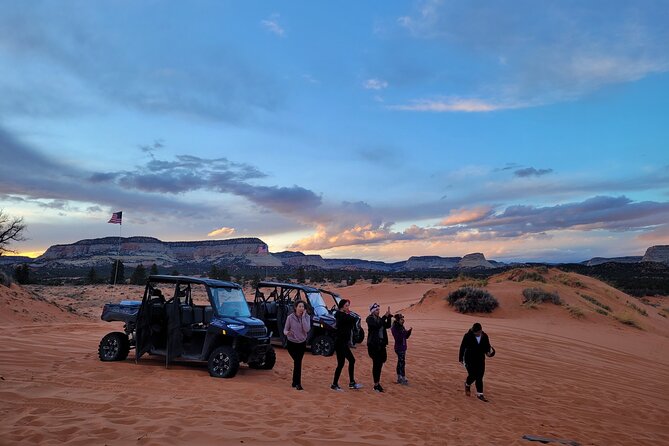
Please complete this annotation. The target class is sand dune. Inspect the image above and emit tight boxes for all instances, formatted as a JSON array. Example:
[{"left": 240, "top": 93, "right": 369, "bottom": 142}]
[{"left": 1, "top": 270, "right": 668, "bottom": 445}]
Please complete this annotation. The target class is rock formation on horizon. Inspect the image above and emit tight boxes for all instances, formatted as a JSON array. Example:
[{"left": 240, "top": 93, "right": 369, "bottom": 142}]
[{"left": 642, "top": 245, "right": 669, "bottom": 264}]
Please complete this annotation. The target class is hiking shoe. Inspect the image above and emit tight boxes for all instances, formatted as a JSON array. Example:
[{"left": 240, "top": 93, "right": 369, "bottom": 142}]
[
  {"left": 465, "top": 383, "right": 471, "bottom": 396},
  {"left": 295, "top": 385, "right": 304, "bottom": 391},
  {"left": 373, "top": 384, "right": 385, "bottom": 393},
  {"left": 476, "top": 394, "right": 489, "bottom": 402},
  {"left": 401, "top": 377, "right": 409, "bottom": 385},
  {"left": 330, "top": 384, "right": 343, "bottom": 392},
  {"left": 349, "top": 382, "right": 363, "bottom": 389}
]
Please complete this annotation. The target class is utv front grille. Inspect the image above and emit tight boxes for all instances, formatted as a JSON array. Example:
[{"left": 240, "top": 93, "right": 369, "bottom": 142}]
[{"left": 247, "top": 326, "right": 267, "bottom": 338}]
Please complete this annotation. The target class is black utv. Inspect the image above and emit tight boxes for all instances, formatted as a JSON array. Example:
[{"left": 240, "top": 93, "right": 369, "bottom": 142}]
[
  {"left": 98, "top": 275, "right": 275, "bottom": 378},
  {"left": 250, "top": 281, "right": 363, "bottom": 356}
]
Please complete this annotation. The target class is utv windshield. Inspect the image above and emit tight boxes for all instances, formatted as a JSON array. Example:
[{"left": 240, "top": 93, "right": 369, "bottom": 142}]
[
  {"left": 307, "top": 292, "right": 329, "bottom": 316},
  {"left": 210, "top": 287, "right": 251, "bottom": 318}
]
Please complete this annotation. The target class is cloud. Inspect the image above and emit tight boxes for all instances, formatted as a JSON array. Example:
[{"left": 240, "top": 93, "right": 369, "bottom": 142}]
[
  {"left": 363, "top": 78, "right": 389, "bottom": 90},
  {"left": 395, "top": 0, "right": 669, "bottom": 107},
  {"left": 440, "top": 206, "right": 493, "bottom": 225},
  {"left": 290, "top": 195, "right": 669, "bottom": 251},
  {"left": 388, "top": 98, "right": 521, "bottom": 112},
  {"left": 208, "top": 227, "right": 236, "bottom": 237},
  {"left": 0, "top": 4, "right": 284, "bottom": 122},
  {"left": 261, "top": 14, "right": 285, "bottom": 37},
  {"left": 514, "top": 167, "right": 554, "bottom": 178}
]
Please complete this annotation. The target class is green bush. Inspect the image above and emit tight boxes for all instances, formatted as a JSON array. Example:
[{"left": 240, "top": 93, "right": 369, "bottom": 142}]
[
  {"left": 522, "top": 288, "right": 561, "bottom": 305},
  {"left": 446, "top": 286, "right": 499, "bottom": 313}
]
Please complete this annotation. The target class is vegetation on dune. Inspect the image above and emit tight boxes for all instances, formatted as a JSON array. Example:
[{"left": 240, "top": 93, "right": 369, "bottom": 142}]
[
  {"left": 626, "top": 302, "right": 648, "bottom": 317},
  {"left": 508, "top": 269, "right": 546, "bottom": 283},
  {"left": 555, "top": 273, "right": 586, "bottom": 289},
  {"left": 446, "top": 286, "right": 499, "bottom": 313},
  {"left": 522, "top": 288, "right": 561, "bottom": 305},
  {"left": 613, "top": 312, "right": 642, "bottom": 329},
  {"left": 578, "top": 293, "right": 612, "bottom": 312},
  {"left": 559, "top": 262, "right": 669, "bottom": 297},
  {"left": 563, "top": 304, "right": 585, "bottom": 319}
]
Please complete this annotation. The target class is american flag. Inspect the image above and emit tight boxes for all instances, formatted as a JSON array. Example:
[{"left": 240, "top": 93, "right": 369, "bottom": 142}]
[{"left": 108, "top": 211, "right": 122, "bottom": 224}]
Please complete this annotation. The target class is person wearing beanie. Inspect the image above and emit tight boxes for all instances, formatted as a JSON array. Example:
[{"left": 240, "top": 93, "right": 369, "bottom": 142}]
[
  {"left": 458, "top": 322, "right": 495, "bottom": 402},
  {"left": 391, "top": 313, "right": 412, "bottom": 385},
  {"left": 331, "top": 299, "right": 363, "bottom": 391},
  {"left": 366, "top": 302, "right": 392, "bottom": 392}
]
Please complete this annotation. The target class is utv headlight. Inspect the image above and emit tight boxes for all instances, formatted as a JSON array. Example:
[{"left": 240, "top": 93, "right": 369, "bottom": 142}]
[{"left": 227, "top": 324, "right": 246, "bottom": 331}]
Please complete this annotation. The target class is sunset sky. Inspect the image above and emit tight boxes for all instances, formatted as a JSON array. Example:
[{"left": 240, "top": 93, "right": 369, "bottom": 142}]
[{"left": 1, "top": 1, "right": 668, "bottom": 263}]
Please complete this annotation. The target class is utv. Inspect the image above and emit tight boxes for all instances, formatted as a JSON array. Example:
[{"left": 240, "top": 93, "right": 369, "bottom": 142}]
[
  {"left": 98, "top": 275, "right": 275, "bottom": 378},
  {"left": 249, "top": 281, "right": 363, "bottom": 356}
]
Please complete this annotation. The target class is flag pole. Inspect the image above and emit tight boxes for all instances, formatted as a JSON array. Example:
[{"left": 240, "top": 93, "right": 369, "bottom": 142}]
[{"left": 113, "top": 222, "right": 122, "bottom": 286}]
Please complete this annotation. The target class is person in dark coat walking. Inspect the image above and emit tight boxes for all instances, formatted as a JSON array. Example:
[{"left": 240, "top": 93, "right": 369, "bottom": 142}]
[
  {"left": 366, "top": 302, "right": 392, "bottom": 392},
  {"left": 458, "top": 322, "right": 495, "bottom": 402},
  {"left": 331, "top": 299, "right": 363, "bottom": 391},
  {"left": 390, "top": 313, "right": 412, "bottom": 385}
]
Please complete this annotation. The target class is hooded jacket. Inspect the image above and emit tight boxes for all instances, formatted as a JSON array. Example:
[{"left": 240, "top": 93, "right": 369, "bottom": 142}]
[{"left": 458, "top": 329, "right": 491, "bottom": 366}]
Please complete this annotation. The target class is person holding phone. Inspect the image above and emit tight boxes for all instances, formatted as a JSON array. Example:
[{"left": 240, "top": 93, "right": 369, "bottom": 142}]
[
  {"left": 283, "top": 300, "right": 310, "bottom": 390},
  {"left": 366, "top": 303, "right": 392, "bottom": 392}
]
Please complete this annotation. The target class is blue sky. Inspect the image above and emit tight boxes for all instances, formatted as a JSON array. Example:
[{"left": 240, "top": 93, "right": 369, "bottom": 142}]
[{"left": 1, "top": 0, "right": 668, "bottom": 263}]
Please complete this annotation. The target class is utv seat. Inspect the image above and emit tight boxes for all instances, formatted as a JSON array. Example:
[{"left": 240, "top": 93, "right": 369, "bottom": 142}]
[
  {"left": 180, "top": 305, "right": 194, "bottom": 326},
  {"left": 203, "top": 306, "right": 213, "bottom": 324},
  {"left": 264, "top": 301, "right": 277, "bottom": 320},
  {"left": 192, "top": 306, "right": 204, "bottom": 325}
]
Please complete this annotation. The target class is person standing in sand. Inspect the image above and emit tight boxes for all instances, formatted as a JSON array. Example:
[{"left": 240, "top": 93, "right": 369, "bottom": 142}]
[
  {"left": 283, "top": 300, "right": 311, "bottom": 390},
  {"left": 458, "top": 322, "right": 495, "bottom": 402},
  {"left": 331, "top": 298, "right": 363, "bottom": 391},
  {"left": 391, "top": 313, "right": 412, "bottom": 385},
  {"left": 366, "top": 303, "right": 392, "bottom": 392}
]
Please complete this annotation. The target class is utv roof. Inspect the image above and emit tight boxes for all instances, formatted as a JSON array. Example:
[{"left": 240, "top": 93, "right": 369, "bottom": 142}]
[
  {"left": 147, "top": 275, "right": 241, "bottom": 289},
  {"left": 257, "top": 281, "right": 320, "bottom": 293}
]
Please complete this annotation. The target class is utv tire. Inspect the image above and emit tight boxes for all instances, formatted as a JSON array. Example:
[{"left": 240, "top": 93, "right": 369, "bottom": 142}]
[
  {"left": 98, "top": 332, "right": 130, "bottom": 361},
  {"left": 311, "top": 335, "right": 335, "bottom": 356},
  {"left": 353, "top": 327, "right": 365, "bottom": 345},
  {"left": 248, "top": 347, "right": 276, "bottom": 370},
  {"left": 208, "top": 346, "right": 240, "bottom": 378}
]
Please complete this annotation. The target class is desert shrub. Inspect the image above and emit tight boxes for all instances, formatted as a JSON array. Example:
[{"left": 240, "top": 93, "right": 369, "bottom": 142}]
[
  {"left": 658, "top": 311, "right": 666, "bottom": 318},
  {"left": 556, "top": 274, "right": 586, "bottom": 289},
  {"left": 564, "top": 304, "right": 585, "bottom": 319},
  {"left": 626, "top": 302, "right": 648, "bottom": 317},
  {"left": 522, "top": 288, "right": 561, "bottom": 305},
  {"left": 595, "top": 308, "right": 609, "bottom": 316},
  {"left": 579, "top": 294, "right": 611, "bottom": 312},
  {"left": 509, "top": 269, "right": 546, "bottom": 283},
  {"left": 446, "top": 286, "right": 499, "bottom": 313},
  {"left": 613, "top": 312, "right": 642, "bottom": 329},
  {"left": 462, "top": 278, "right": 489, "bottom": 288}
]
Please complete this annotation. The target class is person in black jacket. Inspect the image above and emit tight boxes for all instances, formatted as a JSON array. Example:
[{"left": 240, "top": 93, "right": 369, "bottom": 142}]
[
  {"left": 331, "top": 299, "right": 362, "bottom": 391},
  {"left": 458, "top": 322, "right": 494, "bottom": 402},
  {"left": 366, "top": 302, "right": 392, "bottom": 392}
]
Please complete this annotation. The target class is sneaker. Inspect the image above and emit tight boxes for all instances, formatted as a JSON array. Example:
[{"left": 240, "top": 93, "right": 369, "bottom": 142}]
[
  {"left": 401, "top": 377, "right": 409, "bottom": 385},
  {"left": 295, "top": 385, "right": 304, "bottom": 391},
  {"left": 465, "top": 383, "right": 471, "bottom": 396},
  {"left": 330, "top": 384, "right": 343, "bottom": 392},
  {"left": 291, "top": 383, "right": 297, "bottom": 388},
  {"left": 349, "top": 382, "right": 363, "bottom": 389},
  {"left": 476, "top": 394, "right": 489, "bottom": 402},
  {"left": 373, "top": 384, "right": 385, "bottom": 393}
]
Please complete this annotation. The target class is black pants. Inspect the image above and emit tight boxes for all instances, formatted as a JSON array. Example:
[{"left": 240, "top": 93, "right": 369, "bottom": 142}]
[
  {"left": 333, "top": 343, "right": 355, "bottom": 386},
  {"left": 465, "top": 361, "right": 485, "bottom": 393},
  {"left": 287, "top": 340, "right": 306, "bottom": 386},
  {"left": 368, "top": 345, "right": 387, "bottom": 384},
  {"left": 395, "top": 351, "right": 406, "bottom": 377}
]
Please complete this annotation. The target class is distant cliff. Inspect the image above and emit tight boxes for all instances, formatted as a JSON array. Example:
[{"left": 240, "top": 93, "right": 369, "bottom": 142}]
[
  {"left": 34, "top": 236, "right": 282, "bottom": 268},
  {"left": 642, "top": 245, "right": 669, "bottom": 264}
]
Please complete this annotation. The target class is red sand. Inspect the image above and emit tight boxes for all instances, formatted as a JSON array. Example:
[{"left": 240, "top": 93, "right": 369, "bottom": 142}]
[{"left": 1, "top": 269, "right": 668, "bottom": 445}]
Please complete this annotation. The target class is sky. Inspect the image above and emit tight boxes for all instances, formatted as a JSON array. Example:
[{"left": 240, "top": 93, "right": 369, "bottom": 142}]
[{"left": 1, "top": 0, "right": 668, "bottom": 263}]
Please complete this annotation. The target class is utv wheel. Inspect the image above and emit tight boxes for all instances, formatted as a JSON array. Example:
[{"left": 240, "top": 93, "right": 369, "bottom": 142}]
[
  {"left": 353, "top": 327, "right": 365, "bottom": 344},
  {"left": 98, "top": 332, "right": 130, "bottom": 361},
  {"left": 248, "top": 347, "right": 276, "bottom": 370},
  {"left": 311, "top": 335, "right": 335, "bottom": 356},
  {"left": 208, "top": 346, "right": 240, "bottom": 378}
]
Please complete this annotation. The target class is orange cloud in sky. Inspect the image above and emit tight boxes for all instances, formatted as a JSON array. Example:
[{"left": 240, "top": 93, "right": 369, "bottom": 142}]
[
  {"left": 207, "top": 227, "right": 235, "bottom": 237},
  {"left": 291, "top": 224, "right": 393, "bottom": 251},
  {"left": 440, "top": 206, "right": 492, "bottom": 226}
]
